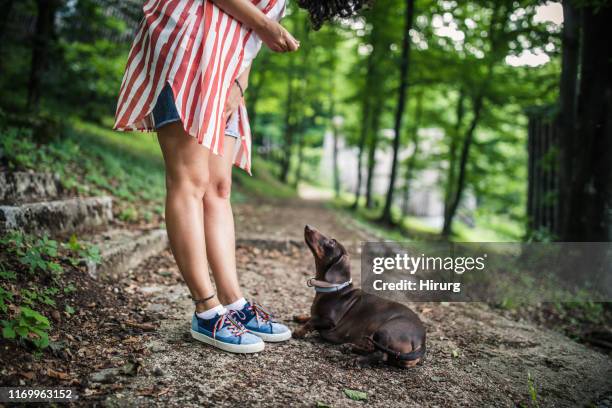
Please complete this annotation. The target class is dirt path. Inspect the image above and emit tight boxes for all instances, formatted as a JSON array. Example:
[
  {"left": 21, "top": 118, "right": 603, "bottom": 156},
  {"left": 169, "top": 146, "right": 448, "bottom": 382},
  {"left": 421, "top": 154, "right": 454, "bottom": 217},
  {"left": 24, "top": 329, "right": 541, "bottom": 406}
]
[{"left": 102, "top": 197, "right": 612, "bottom": 407}]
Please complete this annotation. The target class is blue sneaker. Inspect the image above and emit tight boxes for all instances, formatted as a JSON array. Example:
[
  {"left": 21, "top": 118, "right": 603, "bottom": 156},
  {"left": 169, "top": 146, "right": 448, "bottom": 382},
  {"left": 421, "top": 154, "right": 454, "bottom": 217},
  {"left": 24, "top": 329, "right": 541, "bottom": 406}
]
[
  {"left": 232, "top": 301, "right": 292, "bottom": 342},
  {"left": 191, "top": 311, "right": 264, "bottom": 353}
]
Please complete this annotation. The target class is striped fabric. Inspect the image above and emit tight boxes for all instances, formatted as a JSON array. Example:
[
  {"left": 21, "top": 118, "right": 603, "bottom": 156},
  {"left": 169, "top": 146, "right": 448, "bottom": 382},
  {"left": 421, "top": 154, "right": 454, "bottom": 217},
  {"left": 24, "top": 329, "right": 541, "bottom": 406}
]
[{"left": 114, "top": 0, "right": 281, "bottom": 174}]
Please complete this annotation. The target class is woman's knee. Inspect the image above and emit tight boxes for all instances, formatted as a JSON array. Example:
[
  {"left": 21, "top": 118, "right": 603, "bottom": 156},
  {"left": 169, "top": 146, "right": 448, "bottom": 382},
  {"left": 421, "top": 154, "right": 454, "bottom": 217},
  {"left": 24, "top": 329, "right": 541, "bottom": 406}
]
[
  {"left": 208, "top": 175, "right": 232, "bottom": 200},
  {"left": 166, "top": 169, "right": 210, "bottom": 198}
]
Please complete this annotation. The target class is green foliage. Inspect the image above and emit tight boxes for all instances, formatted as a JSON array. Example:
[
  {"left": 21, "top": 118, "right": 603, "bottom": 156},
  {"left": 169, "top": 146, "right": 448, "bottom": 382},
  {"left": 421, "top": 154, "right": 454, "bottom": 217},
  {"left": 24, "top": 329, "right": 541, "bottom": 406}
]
[
  {"left": 2, "top": 307, "right": 51, "bottom": 350},
  {"left": 119, "top": 206, "right": 139, "bottom": 222},
  {"left": 65, "top": 234, "right": 101, "bottom": 267},
  {"left": 527, "top": 372, "right": 540, "bottom": 408},
  {"left": 0, "top": 231, "right": 100, "bottom": 351},
  {"left": 344, "top": 389, "right": 368, "bottom": 401},
  {"left": 0, "top": 286, "right": 14, "bottom": 314}
]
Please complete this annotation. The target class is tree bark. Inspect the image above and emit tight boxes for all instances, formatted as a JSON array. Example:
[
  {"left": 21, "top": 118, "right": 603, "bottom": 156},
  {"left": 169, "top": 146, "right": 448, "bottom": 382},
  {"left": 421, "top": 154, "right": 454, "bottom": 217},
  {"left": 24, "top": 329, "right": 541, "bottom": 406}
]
[
  {"left": 351, "top": 51, "right": 375, "bottom": 210},
  {"left": 561, "top": 4, "right": 612, "bottom": 241},
  {"left": 557, "top": 0, "right": 580, "bottom": 239},
  {"left": 365, "top": 103, "right": 382, "bottom": 209},
  {"left": 443, "top": 88, "right": 465, "bottom": 222},
  {"left": 27, "top": 0, "right": 60, "bottom": 110},
  {"left": 380, "top": 0, "right": 416, "bottom": 224},
  {"left": 279, "top": 71, "right": 295, "bottom": 183},
  {"left": 441, "top": 93, "right": 485, "bottom": 236},
  {"left": 332, "top": 119, "right": 341, "bottom": 198},
  {"left": 401, "top": 90, "right": 424, "bottom": 215}
]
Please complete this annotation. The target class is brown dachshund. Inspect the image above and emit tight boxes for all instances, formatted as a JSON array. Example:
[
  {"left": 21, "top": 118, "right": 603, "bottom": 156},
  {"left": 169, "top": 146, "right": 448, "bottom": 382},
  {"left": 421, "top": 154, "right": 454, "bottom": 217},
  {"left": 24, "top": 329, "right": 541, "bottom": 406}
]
[{"left": 294, "top": 225, "right": 426, "bottom": 368}]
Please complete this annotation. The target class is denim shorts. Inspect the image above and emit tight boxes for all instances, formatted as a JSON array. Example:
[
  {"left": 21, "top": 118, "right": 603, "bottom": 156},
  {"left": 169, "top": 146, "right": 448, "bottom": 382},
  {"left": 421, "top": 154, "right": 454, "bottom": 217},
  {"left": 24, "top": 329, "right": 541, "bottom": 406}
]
[{"left": 152, "top": 84, "right": 239, "bottom": 138}]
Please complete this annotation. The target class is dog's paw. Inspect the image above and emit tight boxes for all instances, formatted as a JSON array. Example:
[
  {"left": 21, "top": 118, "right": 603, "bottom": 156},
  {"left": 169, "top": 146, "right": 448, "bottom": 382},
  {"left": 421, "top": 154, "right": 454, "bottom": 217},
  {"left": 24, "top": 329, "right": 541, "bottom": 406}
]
[
  {"left": 292, "top": 327, "right": 308, "bottom": 339},
  {"left": 293, "top": 314, "right": 310, "bottom": 324},
  {"left": 352, "top": 357, "right": 369, "bottom": 369},
  {"left": 339, "top": 344, "right": 353, "bottom": 354}
]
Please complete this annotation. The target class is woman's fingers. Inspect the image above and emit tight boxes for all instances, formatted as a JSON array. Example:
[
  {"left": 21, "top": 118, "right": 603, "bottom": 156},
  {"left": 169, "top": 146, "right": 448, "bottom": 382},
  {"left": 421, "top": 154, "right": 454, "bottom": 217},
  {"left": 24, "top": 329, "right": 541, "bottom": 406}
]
[
  {"left": 258, "top": 19, "right": 298, "bottom": 53},
  {"left": 282, "top": 29, "right": 299, "bottom": 51}
]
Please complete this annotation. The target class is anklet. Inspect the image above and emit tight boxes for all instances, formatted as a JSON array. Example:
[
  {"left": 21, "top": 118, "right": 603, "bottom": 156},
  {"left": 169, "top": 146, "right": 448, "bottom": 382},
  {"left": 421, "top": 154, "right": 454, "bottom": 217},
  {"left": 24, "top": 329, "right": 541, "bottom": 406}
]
[{"left": 192, "top": 292, "right": 216, "bottom": 306}]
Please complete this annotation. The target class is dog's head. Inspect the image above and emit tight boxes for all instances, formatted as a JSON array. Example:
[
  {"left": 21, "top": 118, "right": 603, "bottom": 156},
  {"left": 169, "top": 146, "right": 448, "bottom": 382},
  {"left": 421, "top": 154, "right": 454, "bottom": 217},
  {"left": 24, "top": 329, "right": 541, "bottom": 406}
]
[{"left": 304, "top": 225, "right": 350, "bottom": 284}]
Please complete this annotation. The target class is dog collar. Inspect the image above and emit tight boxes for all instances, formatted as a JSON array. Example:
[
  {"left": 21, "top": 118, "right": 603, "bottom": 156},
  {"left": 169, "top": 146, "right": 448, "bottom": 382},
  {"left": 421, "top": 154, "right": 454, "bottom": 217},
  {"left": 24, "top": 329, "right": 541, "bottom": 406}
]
[{"left": 307, "top": 278, "right": 353, "bottom": 293}]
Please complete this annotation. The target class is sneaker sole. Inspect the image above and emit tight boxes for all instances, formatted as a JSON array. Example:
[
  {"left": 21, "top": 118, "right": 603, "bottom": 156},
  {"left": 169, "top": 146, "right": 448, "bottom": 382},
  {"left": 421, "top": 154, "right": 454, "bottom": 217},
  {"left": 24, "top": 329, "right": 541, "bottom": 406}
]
[
  {"left": 252, "top": 329, "right": 292, "bottom": 342},
  {"left": 190, "top": 329, "right": 265, "bottom": 354}
]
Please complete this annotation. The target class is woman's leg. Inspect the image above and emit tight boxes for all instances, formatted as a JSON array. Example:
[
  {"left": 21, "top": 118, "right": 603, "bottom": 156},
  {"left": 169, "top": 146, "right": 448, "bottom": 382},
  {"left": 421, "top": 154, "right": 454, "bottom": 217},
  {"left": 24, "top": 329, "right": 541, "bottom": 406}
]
[
  {"left": 203, "top": 135, "right": 243, "bottom": 305},
  {"left": 157, "top": 122, "right": 219, "bottom": 312}
]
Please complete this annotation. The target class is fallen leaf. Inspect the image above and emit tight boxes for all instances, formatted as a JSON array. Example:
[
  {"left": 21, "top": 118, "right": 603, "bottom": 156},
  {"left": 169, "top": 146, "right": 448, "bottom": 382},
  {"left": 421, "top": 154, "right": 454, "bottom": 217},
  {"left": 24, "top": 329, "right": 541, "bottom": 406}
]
[
  {"left": 47, "top": 368, "right": 71, "bottom": 380},
  {"left": 126, "top": 321, "right": 157, "bottom": 331},
  {"left": 137, "top": 387, "right": 157, "bottom": 396},
  {"left": 344, "top": 388, "right": 367, "bottom": 401},
  {"left": 20, "top": 371, "right": 35, "bottom": 380}
]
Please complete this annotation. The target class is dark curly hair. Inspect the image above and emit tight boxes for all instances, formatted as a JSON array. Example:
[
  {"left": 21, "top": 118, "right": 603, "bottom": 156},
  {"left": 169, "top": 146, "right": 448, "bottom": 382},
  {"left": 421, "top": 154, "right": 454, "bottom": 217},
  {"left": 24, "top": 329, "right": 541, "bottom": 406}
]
[{"left": 296, "top": 0, "right": 372, "bottom": 30}]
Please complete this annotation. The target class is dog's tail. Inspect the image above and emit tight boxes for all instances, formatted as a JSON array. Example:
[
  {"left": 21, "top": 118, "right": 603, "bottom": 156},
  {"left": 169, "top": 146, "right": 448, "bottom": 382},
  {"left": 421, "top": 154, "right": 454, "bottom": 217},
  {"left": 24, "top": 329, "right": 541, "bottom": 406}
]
[{"left": 367, "top": 337, "right": 426, "bottom": 363}]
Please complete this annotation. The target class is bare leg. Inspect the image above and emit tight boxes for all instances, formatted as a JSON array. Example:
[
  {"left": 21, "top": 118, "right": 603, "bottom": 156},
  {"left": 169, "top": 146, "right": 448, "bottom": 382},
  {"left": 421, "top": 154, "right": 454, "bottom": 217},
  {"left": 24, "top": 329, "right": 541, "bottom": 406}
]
[
  {"left": 157, "top": 123, "right": 219, "bottom": 312},
  {"left": 204, "top": 136, "right": 243, "bottom": 305}
]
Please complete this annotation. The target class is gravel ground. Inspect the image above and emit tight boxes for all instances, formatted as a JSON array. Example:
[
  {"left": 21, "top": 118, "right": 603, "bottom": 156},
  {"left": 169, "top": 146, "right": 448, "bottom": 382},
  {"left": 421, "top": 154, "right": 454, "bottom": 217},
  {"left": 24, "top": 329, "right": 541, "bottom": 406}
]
[{"left": 102, "top": 198, "right": 612, "bottom": 407}]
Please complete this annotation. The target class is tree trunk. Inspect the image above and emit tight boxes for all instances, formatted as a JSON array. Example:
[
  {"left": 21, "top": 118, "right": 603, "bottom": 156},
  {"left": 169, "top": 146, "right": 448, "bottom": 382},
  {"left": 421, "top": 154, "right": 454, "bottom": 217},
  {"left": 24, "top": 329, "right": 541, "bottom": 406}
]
[
  {"left": 27, "top": 0, "right": 60, "bottom": 110},
  {"left": 441, "top": 93, "right": 485, "bottom": 236},
  {"left": 365, "top": 103, "right": 382, "bottom": 209},
  {"left": 401, "top": 90, "right": 424, "bottom": 216},
  {"left": 443, "top": 88, "right": 465, "bottom": 222},
  {"left": 352, "top": 108, "right": 369, "bottom": 209},
  {"left": 380, "top": 0, "right": 416, "bottom": 225},
  {"left": 293, "top": 131, "right": 306, "bottom": 188},
  {"left": 557, "top": 0, "right": 580, "bottom": 239},
  {"left": 351, "top": 52, "right": 375, "bottom": 210},
  {"left": 561, "top": 4, "right": 612, "bottom": 241},
  {"left": 332, "top": 121, "right": 340, "bottom": 198},
  {"left": 279, "top": 60, "right": 296, "bottom": 183},
  {"left": 329, "top": 74, "right": 340, "bottom": 198}
]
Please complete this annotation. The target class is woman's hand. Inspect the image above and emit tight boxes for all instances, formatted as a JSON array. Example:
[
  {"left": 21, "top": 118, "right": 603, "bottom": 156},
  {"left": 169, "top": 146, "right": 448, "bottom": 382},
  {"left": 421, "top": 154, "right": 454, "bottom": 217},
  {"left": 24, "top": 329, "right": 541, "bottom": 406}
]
[
  {"left": 224, "top": 82, "right": 242, "bottom": 120},
  {"left": 211, "top": 0, "right": 299, "bottom": 52},
  {"left": 257, "top": 19, "right": 299, "bottom": 52}
]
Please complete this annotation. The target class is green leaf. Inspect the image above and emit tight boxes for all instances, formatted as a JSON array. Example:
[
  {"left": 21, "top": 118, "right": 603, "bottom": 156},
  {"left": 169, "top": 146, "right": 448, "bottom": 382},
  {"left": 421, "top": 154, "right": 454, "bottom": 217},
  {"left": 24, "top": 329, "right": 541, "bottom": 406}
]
[
  {"left": 344, "top": 389, "right": 368, "bottom": 401},
  {"left": 63, "top": 284, "right": 77, "bottom": 294},
  {"left": 65, "top": 305, "right": 75, "bottom": 315},
  {"left": 316, "top": 402, "right": 332, "bottom": 408},
  {"left": 68, "top": 234, "right": 81, "bottom": 251},
  {"left": 32, "top": 333, "right": 49, "bottom": 349},
  {"left": 20, "top": 307, "right": 50, "bottom": 327},
  {"left": 2, "top": 325, "right": 16, "bottom": 339},
  {"left": 15, "top": 325, "right": 29, "bottom": 337},
  {"left": 0, "top": 265, "right": 16, "bottom": 280}
]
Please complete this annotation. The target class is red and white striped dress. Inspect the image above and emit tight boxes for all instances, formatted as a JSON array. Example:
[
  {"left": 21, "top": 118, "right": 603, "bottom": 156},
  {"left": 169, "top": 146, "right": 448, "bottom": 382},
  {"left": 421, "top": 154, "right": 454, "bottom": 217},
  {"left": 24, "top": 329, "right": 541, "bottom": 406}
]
[{"left": 114, "top": 0, "right": 284, "bottom": 174}]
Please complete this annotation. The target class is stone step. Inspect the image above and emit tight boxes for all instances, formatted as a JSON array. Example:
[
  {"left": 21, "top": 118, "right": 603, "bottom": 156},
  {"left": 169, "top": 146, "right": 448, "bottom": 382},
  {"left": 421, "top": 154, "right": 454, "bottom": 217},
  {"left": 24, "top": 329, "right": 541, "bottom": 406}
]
[
  {"left": 85, "top": 228, "right": 168, "bottom": 279},
  {"left": 0, "top": 172, "right": 62, "bottom": 203},
  {"left": 0, "top": 196, "right": 113, "bottom": 235}
]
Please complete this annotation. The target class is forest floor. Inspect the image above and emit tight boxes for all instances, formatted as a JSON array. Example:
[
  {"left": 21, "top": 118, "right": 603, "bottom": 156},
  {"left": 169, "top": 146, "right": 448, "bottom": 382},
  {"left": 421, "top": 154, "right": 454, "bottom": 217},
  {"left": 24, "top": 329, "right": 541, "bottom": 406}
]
[{"left": 95, "top": 194, "right": 612, "bottom": 408}]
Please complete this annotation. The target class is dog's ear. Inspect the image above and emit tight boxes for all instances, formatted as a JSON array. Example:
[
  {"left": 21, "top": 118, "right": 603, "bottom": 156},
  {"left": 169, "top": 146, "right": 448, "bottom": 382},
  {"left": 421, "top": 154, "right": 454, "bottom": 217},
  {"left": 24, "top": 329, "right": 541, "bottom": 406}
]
[{"left": 325, "top": 254, "right": 351, "bottom": 284}]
